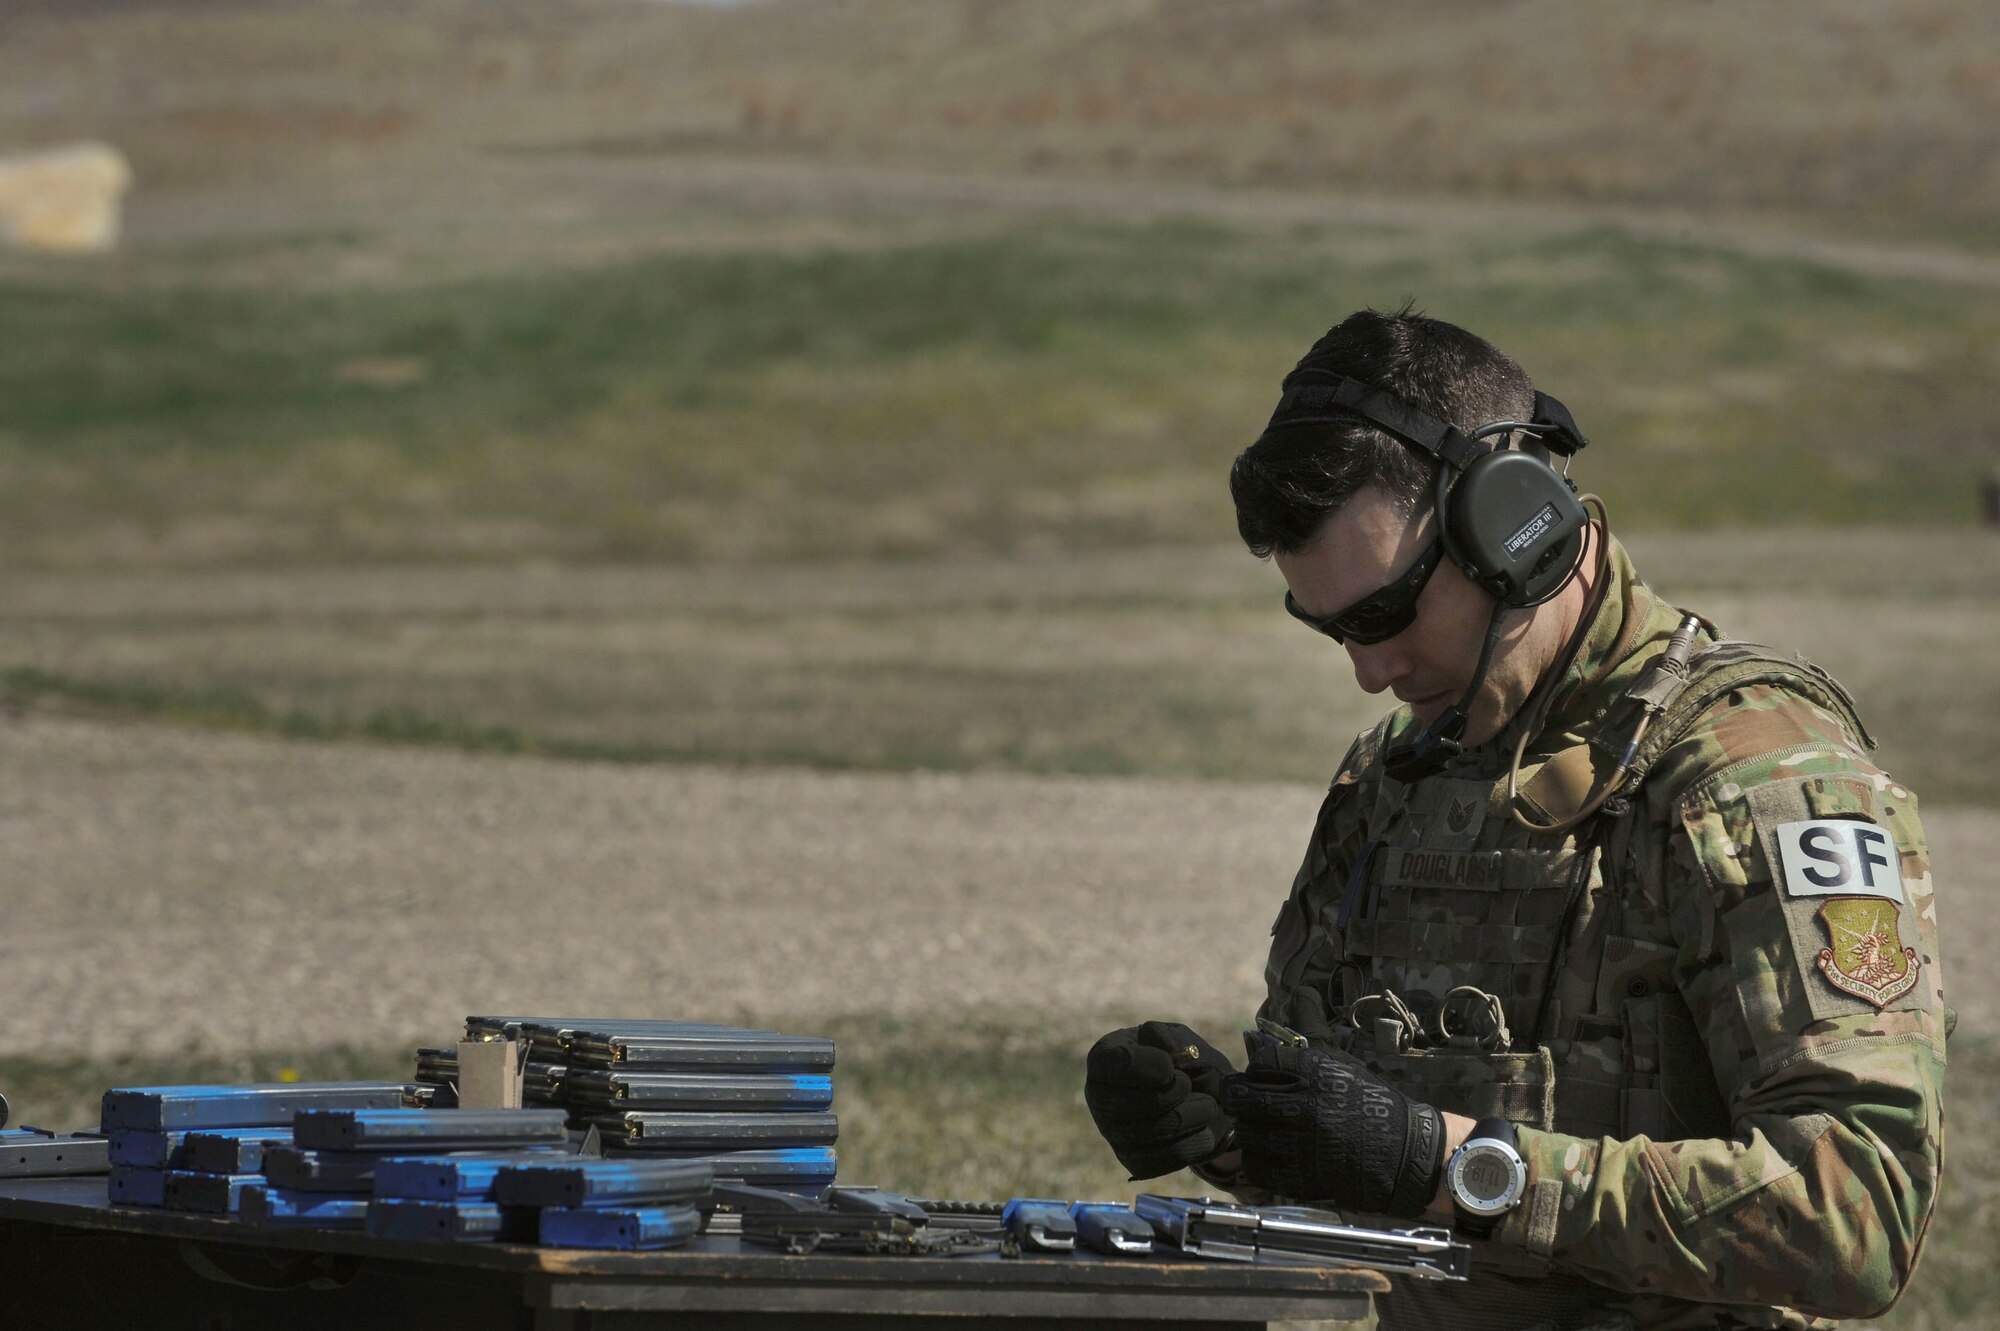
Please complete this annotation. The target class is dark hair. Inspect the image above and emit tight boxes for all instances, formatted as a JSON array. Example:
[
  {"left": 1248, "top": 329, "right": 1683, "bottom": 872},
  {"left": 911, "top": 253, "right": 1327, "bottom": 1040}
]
[{"left": 1229, "top": 306, "right": 1535, "bottom": 557}]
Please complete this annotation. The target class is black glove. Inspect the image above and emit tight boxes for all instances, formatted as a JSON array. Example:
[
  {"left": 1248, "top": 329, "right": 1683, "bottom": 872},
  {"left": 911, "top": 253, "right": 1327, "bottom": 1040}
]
[
  {"left": 1084, "top": 1021, "right": 1237, "bottom": 1179},
  {"left": 1222, "top": 1039, "right": 1446, "bottom": 1217}
]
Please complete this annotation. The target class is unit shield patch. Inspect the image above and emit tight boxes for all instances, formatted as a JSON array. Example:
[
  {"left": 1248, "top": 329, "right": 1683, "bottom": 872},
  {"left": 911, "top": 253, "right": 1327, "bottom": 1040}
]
[{"left": 1813, "top": 898, "right": 1920, "bottom": 1008}]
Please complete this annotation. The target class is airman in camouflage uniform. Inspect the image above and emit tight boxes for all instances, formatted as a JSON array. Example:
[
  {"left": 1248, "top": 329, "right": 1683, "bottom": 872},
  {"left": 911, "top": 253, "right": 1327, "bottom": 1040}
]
[
  {"left": 1083, "top": 310, "right": 1946, "bottom": 1330},
  {"left": 1260, "top": 532, "right": 1946, "bottom": 1329}
]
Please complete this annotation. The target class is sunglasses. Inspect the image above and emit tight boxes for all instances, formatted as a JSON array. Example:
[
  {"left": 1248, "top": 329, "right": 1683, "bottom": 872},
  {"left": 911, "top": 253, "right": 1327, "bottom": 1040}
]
[{"left": 1283, "top": 534, "right": 1443, "bottom": 645}]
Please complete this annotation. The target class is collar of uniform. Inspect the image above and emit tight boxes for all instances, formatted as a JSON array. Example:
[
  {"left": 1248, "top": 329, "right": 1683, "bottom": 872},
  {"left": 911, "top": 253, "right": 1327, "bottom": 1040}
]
[{"left": 1500, "top": 532, "right": 1683, "bottom": 756}]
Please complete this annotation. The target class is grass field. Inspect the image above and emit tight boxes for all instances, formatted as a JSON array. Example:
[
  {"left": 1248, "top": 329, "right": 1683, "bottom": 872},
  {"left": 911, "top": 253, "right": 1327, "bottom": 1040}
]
[{"left": 4, "top": 218, "right": 1997, "bottom": 573}]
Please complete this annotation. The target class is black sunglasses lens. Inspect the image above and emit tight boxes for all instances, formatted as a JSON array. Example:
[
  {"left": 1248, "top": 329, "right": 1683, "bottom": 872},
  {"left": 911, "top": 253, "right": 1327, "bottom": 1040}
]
[
  {"left": 1285, "top": 535, "right": 1440, "bottom": 645},
  {"left": 1334, "top": 600, "right": 1417, "bottom": 645},
  {"left": 1285, "top": 591, "right": 1337, "bottom": 638}
]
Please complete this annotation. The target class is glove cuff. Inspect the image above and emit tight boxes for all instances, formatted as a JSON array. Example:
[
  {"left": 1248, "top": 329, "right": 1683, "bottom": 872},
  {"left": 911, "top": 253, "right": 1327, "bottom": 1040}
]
[{"left": 1385, "top": 1102, "right": 1447, "bottom": 1219}]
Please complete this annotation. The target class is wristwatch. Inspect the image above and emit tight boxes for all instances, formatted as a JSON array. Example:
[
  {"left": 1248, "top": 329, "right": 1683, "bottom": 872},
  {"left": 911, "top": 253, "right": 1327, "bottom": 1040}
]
[{"left": 1446, "top": 1115, "right": 1527, "bottom": 1238}]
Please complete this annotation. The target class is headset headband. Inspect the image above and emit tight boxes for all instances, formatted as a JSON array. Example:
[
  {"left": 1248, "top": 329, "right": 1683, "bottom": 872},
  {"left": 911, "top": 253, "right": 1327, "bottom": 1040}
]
[{"left": 1262, "top": 369, "right": 1588, "bottom": 466}]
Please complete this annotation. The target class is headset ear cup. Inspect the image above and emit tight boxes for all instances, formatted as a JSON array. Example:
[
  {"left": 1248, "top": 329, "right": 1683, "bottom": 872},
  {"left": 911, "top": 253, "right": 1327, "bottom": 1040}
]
[
  {"left": 1518, "top": 529, "right": 1583, "bottom": 604},
  {"left": 1446, "top": 451, "right": 1587, "bottom": 606}
]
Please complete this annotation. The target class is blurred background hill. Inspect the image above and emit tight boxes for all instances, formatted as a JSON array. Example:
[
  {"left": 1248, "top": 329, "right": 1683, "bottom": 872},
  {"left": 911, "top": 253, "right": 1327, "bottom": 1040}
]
[
  {"left": 0, "top": 7, "right": 1994, "bottom": 1323},
  {"left": 11, "top": 0, "right": 2000, "bottom": 233}
]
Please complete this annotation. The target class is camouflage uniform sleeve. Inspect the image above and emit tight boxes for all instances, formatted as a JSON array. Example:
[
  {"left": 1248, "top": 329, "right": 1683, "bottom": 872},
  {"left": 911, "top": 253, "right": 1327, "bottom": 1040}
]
[{"left": 1493, "top": 687, "right": 1948, "bottom": 1320}]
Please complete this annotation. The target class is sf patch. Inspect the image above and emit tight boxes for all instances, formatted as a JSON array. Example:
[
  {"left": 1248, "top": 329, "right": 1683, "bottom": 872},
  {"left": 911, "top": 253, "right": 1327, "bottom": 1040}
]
[
  {"left": 1772, "top": 819, "right": 1903, "bottom": 902},
  {"left": 1777, "top": 814, "right": 1918, "bottom": 1008},
  {"left": 1812, "top": 898, "right": 1921, "bottom": 1009},
  {"left": 1718, "top": 772, "right": 1938, "bottom": 1032}
]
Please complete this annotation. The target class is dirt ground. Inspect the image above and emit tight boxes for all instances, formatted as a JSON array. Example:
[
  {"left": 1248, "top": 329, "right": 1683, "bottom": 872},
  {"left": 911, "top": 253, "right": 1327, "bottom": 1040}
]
[
  {"left": 0, "top": 713, "right": 1313, "bottom": 1056},
  {"left": 3, "top": 712, "right": 1991, "bottom": 1061}
]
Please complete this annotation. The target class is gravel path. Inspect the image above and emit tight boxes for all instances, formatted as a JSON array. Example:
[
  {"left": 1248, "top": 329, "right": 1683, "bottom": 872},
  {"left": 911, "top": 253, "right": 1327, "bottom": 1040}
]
[
  {"left": 3, "top": 715, "right": 1989, "bottom": 1059},
  {"left": 0, "top": 716, "right": 1317, "bottom": 1057}
]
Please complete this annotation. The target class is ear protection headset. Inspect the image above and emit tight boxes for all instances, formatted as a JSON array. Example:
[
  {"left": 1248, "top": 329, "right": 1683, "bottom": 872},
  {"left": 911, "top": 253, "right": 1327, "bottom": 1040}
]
[
  {"left": 1260, "top": 364, "right": 1594, "bottom": 780},
  {"left": 1261, "top": 367, "right": 1591, "bottom": 607}
]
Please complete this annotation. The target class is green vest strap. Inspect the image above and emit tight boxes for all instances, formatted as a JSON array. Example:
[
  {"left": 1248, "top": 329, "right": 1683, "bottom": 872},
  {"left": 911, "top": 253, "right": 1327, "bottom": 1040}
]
[{"left": 1617, "top": 640, "right": 1874, "bottom": 804}]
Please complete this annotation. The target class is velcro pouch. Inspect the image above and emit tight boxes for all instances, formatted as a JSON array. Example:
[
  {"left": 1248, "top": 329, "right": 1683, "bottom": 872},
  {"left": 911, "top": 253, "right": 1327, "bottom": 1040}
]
[
  {"left": 1365, "top": 1044, "right": 1556, "bottom": 1132},
  {"left": 1621, "top": 990, "right": 1731, "bottom": 1141}
]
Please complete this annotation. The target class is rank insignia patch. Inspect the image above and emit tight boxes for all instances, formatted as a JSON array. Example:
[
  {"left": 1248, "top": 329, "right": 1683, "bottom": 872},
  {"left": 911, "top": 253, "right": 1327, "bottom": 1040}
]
[
  {"left": 1423, "top": 778, "right": 1488, "bottom": 848},
  {"left": 1814, "top": 897, "right": 1921, "bottom": 1008},
  {"left": 1444, "top": 794, "right": 1482, "bottom": 837}
]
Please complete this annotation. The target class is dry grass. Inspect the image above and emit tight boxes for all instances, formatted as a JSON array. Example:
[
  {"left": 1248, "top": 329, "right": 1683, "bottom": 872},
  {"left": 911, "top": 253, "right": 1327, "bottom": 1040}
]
[{"left": 3, "top": 532, "right": 1995, "bottom": 802}]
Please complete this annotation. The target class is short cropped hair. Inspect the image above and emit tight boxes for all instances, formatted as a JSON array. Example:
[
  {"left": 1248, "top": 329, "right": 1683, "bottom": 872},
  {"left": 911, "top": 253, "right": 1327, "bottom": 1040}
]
[{"left": 1229, "top": 307, "right": 1535, "bottom": 558}]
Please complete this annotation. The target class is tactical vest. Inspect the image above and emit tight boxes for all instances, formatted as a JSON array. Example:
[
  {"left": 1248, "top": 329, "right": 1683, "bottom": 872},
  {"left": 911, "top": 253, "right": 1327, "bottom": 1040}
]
[{"left": 1265, "top": 640, "right": 1873, "bottom": 1300}]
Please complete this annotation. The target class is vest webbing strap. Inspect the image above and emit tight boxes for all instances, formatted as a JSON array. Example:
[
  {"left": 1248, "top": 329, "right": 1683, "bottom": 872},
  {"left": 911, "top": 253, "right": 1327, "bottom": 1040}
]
[
  {"left": 1618, "top": 640, "right": 1874, "bottom": 801},
  {"left": 1345, "top": 917, "right": 1559, "bottom": 965},
  {"left": 1372, "top": 1051, "right": 1557, "bottom": 1130}
]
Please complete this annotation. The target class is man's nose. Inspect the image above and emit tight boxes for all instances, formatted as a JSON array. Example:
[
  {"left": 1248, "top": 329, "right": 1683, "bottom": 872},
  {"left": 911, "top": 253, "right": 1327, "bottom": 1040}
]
[{"left": 1344, "top": 638, "right": 1411, "bottom": 696}]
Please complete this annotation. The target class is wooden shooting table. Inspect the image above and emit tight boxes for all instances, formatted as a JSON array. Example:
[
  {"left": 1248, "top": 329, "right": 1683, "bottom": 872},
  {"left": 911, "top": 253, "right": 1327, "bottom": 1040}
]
[{"left": 0, "top": 1177, "right": 1384, "bottom": 1330}]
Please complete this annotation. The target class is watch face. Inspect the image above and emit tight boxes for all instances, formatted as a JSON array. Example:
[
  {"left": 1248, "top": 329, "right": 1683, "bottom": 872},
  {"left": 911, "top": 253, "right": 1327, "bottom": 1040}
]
[
  {"left": 1461, "top": 1151, "right": 1513, "bottom": 1198},
  {"left": 1450, "top": 1140, "right": 1526, "bottom": 1216}
]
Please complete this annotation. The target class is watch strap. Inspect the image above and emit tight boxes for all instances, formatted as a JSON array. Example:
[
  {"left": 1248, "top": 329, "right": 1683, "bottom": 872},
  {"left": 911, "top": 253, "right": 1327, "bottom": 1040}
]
[{"left": 1386, "top": 1101, "right": 1447, "bottom": 1218}]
